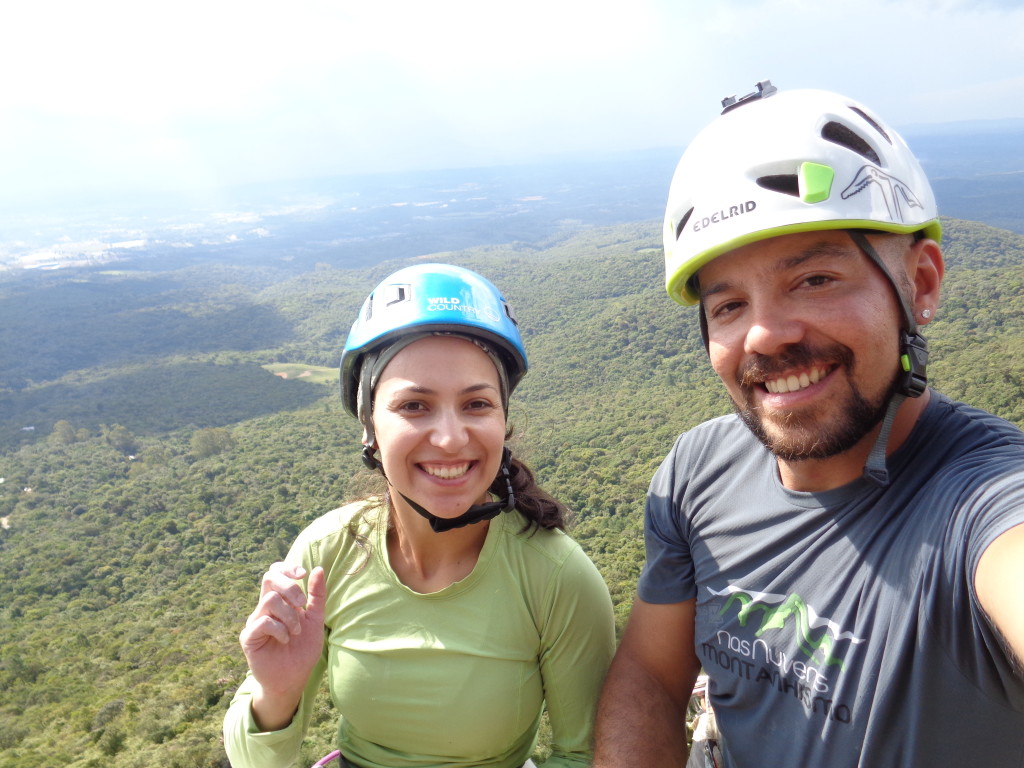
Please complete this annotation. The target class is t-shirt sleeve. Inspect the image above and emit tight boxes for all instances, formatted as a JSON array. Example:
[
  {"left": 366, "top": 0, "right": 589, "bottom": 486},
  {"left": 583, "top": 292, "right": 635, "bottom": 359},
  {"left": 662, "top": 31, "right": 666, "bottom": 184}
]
[
  {"left": 637, "top": 435, "right": 697, "bottom": 604},
  {"left": 536, "top": 544, "right": 616, "bottom": 768},
  {"left": 964, "top": 469, "right": 1024, "bottom": 584}
]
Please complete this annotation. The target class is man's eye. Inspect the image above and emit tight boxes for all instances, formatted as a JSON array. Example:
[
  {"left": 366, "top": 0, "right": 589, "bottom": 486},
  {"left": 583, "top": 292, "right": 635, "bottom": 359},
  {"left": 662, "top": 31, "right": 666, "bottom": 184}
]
[
  {"left": 710, "top": 300, "right": 743, "bottom": 319},
  {"left": 804, "top": 274, "right": 833, "bottom": 287}
]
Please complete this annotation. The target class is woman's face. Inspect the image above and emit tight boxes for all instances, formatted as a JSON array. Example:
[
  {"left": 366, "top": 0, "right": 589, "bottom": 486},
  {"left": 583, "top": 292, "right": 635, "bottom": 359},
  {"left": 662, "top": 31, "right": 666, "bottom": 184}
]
[{"left": 371, "top": 336, "right": 506, "bottom": 520}]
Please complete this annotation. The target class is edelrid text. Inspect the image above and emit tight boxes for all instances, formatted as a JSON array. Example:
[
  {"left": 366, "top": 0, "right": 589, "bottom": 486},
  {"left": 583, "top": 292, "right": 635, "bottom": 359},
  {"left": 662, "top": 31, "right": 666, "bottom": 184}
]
[{"left": 693, "top": 201, "right": 756, "bottom": 232}]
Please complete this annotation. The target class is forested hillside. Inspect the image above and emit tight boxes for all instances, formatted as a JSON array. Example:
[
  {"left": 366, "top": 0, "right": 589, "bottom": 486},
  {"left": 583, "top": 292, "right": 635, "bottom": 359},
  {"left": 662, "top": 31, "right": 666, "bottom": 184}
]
[{"left": 2, "top": 217, "right": 1023, "bottom": 767}]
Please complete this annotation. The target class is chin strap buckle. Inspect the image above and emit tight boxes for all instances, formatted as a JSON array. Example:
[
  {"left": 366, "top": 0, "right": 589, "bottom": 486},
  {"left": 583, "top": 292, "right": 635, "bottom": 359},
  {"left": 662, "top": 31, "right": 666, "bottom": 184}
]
[
  {"left": 898, "top": 331, "right": 928, "bottom": 399},
  {"left": 377, "top": 447, "right": 516, "bottom": 534},
  {"left": 361, "top": 446, "right": 382, "bottom": 471}
]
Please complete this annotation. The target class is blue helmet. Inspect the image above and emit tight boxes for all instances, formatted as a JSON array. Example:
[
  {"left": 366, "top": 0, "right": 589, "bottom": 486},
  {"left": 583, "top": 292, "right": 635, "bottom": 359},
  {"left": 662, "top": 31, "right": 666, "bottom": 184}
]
[{"left": 340, "top": 263, "right": 528, "bottom": 417}]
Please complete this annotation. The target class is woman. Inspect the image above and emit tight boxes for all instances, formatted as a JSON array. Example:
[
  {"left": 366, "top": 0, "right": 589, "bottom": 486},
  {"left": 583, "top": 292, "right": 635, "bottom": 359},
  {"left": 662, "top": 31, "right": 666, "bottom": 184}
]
[{"left": 224, "top": 263, "right": 616, "bottom": 768}]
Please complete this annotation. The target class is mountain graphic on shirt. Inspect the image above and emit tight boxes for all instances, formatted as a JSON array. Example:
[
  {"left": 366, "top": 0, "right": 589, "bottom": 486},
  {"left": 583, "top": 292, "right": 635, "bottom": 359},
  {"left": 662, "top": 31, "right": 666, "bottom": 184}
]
[{"left": 710, "top": 585, "right": 866, "bottom": 669}]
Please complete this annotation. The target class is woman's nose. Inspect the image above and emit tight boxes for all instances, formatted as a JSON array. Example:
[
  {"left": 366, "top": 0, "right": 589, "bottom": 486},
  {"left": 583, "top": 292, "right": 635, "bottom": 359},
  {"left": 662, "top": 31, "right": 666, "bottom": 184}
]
[{"left": 430, "top": 409, "right": 470, "bottom": 451}]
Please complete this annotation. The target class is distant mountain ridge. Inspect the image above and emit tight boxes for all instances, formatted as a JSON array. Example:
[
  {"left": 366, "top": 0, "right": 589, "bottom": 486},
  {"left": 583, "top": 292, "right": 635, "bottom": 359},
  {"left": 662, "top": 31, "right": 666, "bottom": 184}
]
[
  {"left": 3, "top": 118, "right": 1024, "bottom": 279},
  {"left": 902, "top": 117, "right": 1024, "bottom": 137}
]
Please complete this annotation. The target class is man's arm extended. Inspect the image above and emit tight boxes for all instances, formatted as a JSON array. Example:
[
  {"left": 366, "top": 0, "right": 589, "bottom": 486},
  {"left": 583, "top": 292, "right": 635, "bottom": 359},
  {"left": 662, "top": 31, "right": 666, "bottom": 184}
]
[
  {"left": 593, "top": 597, "right": 701, "bottom": 768},
  {"left": 976, "top": 521, "right": 1024, "bottom": 675}
]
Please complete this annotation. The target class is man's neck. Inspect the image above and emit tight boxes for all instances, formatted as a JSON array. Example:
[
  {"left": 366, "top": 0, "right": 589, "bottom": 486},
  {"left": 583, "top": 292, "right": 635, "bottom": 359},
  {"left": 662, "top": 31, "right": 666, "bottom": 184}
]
[{"left": 777, "top": 389, "right": 932, "bottom": 492}]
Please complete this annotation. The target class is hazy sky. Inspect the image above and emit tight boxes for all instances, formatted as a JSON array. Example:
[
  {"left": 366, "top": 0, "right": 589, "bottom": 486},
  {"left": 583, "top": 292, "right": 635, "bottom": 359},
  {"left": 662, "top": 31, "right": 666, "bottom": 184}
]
[{"left": 2, "top": 0, "right": 1023, "bottom": 203}]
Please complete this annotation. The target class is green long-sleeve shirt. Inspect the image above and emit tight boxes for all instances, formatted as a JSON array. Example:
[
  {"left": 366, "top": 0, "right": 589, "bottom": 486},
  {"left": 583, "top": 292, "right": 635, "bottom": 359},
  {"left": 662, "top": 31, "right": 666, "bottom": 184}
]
[{"left": 224, "top": 500, "right": 615, "bottom": 768}]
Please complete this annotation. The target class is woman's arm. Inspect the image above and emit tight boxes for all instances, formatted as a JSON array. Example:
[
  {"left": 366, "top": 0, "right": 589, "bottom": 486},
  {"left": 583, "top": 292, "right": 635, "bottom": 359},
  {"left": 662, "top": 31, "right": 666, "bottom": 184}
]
[
  {"left": 223, "top": 651, "right": 328, "bottom": 768},
  {"left": 536, "top": 545, "right": 616, "bottom": 768},
  {"left": 223, "top": 564, "right": 328, "bottom": 768}
]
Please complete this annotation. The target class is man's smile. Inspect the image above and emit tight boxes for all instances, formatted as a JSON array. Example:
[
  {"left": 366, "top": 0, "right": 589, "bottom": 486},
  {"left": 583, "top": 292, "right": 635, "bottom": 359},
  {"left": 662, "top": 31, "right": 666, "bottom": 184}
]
[{"left": 763, "top": 365, "right": 832, "bottom": 394}]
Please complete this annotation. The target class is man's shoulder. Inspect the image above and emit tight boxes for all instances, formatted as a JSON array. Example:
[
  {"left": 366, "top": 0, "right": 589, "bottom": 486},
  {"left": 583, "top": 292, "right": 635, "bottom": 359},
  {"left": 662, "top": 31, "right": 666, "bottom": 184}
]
[
  {"left": 903, "top": 393, "right": 1024, "bottom": 499},
  {"left": 654, "top": 413, "right": 770, "bottom": 492},
  {"left": 924, "top": 393, "right": 1024, "bottom": 466},
  {"left": 672, "top": 412, "right": 762, "bottom": 456},
  {"left": 932, "top": 393, "right": 1024, "bottom": 444}
]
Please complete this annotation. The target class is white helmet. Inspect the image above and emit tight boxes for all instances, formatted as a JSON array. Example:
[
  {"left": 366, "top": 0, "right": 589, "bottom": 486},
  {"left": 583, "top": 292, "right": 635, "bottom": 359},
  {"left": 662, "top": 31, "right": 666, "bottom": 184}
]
[{"left": 663, "top": 81, "right": 942, "bottom": 305}]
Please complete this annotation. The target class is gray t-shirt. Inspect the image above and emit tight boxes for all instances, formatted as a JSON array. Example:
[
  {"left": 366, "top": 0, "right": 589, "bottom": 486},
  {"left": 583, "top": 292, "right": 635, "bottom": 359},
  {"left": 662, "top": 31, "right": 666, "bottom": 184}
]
[{"left": 639, "top": 391, "right": 1024, "bottom": 767}]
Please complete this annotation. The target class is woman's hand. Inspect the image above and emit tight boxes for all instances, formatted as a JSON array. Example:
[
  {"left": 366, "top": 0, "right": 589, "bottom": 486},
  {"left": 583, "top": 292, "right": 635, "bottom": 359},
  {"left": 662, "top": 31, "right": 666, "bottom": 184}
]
[{"left": 239, "top": 562, "right": 327, "bottom": 730}]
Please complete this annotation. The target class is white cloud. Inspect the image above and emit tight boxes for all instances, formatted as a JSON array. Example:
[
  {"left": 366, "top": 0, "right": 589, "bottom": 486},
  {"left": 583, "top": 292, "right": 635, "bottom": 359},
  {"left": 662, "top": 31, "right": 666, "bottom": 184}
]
[{"left": 0, "top": 0, "right": 1022, "bottom": 201}]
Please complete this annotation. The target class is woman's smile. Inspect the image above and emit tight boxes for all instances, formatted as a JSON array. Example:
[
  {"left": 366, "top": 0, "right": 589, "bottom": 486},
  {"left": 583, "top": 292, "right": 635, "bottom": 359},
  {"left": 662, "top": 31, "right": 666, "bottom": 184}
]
[{"left": 419, "top": 461, "right": 473, "bottom": 480}]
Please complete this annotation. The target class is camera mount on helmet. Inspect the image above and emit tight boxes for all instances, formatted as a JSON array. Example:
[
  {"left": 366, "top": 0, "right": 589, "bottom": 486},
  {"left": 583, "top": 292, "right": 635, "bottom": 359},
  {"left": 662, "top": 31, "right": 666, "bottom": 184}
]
[{"left": 720, "top": 79, "right": 778, "bottom": 114}]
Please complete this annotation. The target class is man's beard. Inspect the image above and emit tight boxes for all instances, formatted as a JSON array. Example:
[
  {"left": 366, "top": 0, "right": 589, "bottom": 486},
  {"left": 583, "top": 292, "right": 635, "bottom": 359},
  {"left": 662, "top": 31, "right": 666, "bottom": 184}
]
[{"left": 733, "top": 342, "right": 898, "bottom": 462}]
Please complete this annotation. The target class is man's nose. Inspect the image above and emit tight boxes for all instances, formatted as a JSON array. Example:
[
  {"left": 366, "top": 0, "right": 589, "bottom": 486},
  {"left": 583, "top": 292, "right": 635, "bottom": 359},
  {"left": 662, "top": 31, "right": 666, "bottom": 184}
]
[{"left": 744, "top": 303, "right": 805, "bottom": 357}]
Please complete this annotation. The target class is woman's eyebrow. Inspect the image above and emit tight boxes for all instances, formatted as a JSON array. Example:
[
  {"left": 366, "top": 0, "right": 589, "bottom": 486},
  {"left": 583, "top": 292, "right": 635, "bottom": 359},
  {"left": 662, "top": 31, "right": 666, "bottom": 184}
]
[
  {"left": 461, "top": 383, "right": 499, "bottom": 395},
  {"left": 388, "top": 382, "right": 499, "bottom": 397}
]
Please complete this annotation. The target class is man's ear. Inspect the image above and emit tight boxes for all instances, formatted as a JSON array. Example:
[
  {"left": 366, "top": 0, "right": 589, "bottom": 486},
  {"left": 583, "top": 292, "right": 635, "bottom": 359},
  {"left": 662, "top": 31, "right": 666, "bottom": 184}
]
[{"left": 909, "top": 238, "right": 944, "bottom": 324}]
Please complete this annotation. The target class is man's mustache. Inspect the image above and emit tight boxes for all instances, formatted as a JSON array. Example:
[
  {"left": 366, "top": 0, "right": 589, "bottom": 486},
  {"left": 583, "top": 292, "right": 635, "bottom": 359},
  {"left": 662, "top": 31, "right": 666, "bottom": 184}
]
[{"left": 737, "top": 343, "right": 852, "bottom": 389}]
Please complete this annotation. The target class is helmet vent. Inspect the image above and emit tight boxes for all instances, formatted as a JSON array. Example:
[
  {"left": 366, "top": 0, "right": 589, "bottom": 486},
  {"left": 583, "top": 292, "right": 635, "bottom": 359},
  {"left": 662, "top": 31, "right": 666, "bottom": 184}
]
[
  {"left": 383, "top": 284, "right": 409, "bottom": 306},
  {"left": 821, "top": 121, "right": 880, "bottom": 165},
  {"left": 675, "top": 208, "right": 694, "bottom": 239},
  {"left": 849, "top": 107, "right": 892, "bottom": 145},
  {"left": 756, "top": 174, "right": 800, "bottom": 197}
]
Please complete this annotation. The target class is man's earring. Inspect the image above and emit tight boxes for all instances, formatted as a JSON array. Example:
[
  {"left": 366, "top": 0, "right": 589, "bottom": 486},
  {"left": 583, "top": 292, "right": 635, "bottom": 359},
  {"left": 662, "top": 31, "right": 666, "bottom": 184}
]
[{"left": 921, "top": 309, "right": 932, "bottom": 320}]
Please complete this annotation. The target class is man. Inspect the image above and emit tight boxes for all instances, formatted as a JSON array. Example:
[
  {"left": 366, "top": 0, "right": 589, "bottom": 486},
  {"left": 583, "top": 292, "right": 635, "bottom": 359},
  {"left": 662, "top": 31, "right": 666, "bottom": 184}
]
[{"left": 594, "top": 82, "right": 1024, "bottom": 766}]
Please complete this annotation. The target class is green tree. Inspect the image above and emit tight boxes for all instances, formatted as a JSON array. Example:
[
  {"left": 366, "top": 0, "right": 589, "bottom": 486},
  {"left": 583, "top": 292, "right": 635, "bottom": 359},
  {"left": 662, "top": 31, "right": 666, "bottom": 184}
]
[
  {"left": 103, "top": 424, "right": 139, "bottom": 455},
  {"left": 190, "top": 427, "right": 236, "bottom": 459},
  {"left": 50, "top": 420, "right": 77, "bottom": 445}
]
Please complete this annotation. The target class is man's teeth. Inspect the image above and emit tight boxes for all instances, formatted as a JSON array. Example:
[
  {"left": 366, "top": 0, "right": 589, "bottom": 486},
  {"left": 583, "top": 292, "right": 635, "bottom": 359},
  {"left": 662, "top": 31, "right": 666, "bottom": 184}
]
[
  {"left": 423, "top": 464, "right": 470, "bottom": 479},
  {"left": 765, "top": 367, "right": 826, "bottom": 394}
]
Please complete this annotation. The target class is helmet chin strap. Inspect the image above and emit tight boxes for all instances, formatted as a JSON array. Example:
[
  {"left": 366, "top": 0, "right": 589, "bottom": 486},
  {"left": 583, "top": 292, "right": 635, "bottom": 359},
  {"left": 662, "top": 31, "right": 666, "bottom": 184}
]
[
  {"left": 847, "top": 231, "right": 928, "bottom": 487},
  {"left": 361, "top": 446, "right": 516, "bottom": 533}
]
